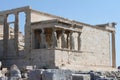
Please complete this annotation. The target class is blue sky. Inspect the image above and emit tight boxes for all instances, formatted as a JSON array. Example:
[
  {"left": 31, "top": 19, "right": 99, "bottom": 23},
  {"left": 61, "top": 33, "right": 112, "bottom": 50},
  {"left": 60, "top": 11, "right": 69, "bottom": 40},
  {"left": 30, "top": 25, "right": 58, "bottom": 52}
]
[{"left": 0, "top": 0, "right": 120, "bottom": 67}]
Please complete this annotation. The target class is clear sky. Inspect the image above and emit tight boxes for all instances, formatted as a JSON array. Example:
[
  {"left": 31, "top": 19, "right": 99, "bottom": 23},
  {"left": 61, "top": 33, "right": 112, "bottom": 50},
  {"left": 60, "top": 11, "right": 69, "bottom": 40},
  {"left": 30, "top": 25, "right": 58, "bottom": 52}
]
[{"left": 0, "top": 0, "right": 120, "bottom": 67}]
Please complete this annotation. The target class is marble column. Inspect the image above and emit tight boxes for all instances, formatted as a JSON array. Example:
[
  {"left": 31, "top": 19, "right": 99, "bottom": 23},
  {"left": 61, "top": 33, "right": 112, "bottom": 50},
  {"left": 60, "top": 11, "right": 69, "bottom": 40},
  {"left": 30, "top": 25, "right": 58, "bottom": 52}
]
[
  {"left": 112, "top": 31, "right": 116, "bottom": 68},
  {"left": 52, "top": 28, "right": 57, "bottom": 48},
  {"left": 14, "top": 13, "right": 19, "bottom": 56},
  {"left": 70, "top": 31, "right": 74, "bottom": 50},
  {"left": 67, "top": 32, "right": 70, "bottom": 49},
  {"left": 78, "top": 32, "right": 81, "bottom": 51},
  {"left": 3, "top": 14, "right": 9, "bottom": 57}
]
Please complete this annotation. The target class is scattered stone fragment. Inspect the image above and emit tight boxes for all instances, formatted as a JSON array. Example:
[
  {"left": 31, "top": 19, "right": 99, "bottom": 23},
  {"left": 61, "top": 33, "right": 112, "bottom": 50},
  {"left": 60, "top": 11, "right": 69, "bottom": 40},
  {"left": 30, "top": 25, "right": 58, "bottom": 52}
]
[{"left": 9, "top": 64, "right": 21, "bottom": 80}]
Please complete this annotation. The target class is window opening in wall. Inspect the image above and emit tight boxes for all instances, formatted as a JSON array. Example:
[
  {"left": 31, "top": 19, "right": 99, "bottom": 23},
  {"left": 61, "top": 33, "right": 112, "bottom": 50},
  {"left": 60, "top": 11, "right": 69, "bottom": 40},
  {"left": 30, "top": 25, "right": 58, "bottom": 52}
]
[
  {"left": 7, "top": 14, "right": 16, "bottom": 56},
  {"left": 9, "top": 23, "right": 15, "bottom": 39},
  {"left": 8, "top": 23, "right": 16, "bottom": 55},
  {"left": 19, "top": 12, "right": 26, "bottom": 35},
  {"left": 7, "top": 14, "right": 15, "bottom": 39},
  {"left": 7, "top": 14, "right": 15, "bottom": 23},
  {"left": 18, "top": 12, "right": 26, "bottom": 50}
]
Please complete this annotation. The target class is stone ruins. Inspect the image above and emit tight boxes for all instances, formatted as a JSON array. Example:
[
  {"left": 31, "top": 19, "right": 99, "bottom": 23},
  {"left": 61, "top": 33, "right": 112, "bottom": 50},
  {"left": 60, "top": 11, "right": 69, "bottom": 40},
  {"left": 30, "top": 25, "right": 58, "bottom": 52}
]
[{"left": 0, "top": 6, "right": 117, "bottom": 72}]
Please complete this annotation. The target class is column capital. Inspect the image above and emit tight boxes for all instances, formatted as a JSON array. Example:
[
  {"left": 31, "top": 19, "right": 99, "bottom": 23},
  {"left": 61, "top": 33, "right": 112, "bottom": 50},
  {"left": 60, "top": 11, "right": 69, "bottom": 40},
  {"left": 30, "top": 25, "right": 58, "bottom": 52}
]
[
  {"left": 41, "top": 28, "right": 45, "bottom": 33},
  {"left": 52, "top": 27, "right": 56, "bottom": 30},
  {"left": 70, "top": 31, "right": 73, "bottom": 34},
  {"left": 112, "top": 31, "right": 116, "bottom": 34},
  {"left": 62, "top": 29, "right": 65, "bottom": 33}
]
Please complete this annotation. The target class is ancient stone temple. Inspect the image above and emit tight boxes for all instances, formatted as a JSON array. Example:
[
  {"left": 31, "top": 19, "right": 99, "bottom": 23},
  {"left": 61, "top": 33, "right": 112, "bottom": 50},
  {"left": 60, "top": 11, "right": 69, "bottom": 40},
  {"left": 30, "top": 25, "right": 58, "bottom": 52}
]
[{"left": 0, "top": 6, "right": 116, "bottom": 71}]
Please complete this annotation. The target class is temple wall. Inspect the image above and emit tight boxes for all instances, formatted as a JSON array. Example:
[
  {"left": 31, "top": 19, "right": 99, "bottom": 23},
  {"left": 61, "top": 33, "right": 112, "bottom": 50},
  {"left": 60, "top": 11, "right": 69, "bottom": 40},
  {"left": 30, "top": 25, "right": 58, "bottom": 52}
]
[
  {"left": 72, "top": 32, "right": 79, "bottom": 50},
  {"left": 81, "top": 26, "right": 110, "bottom": 53},
  {"left": 29, "top": 24, "right": 111, "bottom": 70},
  {"left": 31, "top": 11, "right": 55, "bottom": 22},
  {"left": 81, "top": 26, "right": 110, "bottom": 66},
  {"left": 54, "top": 26, "right": 111, "bottom": 70},
  {"left": 30, "top": 49, "right": 56, "bottom": 69},
  {"left": 29, "top": 19, "right": 111, "bottom": 70}
]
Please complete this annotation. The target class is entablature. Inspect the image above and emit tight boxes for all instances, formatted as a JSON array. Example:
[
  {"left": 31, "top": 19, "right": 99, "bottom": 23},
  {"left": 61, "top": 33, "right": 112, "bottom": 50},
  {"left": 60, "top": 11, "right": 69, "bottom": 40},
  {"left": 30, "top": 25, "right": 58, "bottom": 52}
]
[{"left": 31, "top": 19, "right": 83, "bottom": 32}]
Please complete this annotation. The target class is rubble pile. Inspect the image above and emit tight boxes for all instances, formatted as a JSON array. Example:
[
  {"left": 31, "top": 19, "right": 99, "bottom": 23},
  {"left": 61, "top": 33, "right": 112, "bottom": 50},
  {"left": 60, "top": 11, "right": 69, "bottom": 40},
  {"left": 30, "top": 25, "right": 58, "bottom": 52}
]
[{"left": 0, "top": 62, "right": 120, "bottom": 80}]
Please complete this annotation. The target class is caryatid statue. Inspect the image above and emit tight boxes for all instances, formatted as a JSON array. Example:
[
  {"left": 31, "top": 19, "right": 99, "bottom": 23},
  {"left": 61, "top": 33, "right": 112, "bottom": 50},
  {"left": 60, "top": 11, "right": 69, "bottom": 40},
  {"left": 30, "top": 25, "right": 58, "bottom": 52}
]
[
  {"left": 52, "top": 28, "right": 57, "bottom": 48},
  {"left": 40, "top": 28, "right": 47, "bottom": 48},
  {"left": 70, "top": 31, "right": 74, "bottom": 50},
  {"left": 61, "top": 30, "right": 67, "bottom": 48}
]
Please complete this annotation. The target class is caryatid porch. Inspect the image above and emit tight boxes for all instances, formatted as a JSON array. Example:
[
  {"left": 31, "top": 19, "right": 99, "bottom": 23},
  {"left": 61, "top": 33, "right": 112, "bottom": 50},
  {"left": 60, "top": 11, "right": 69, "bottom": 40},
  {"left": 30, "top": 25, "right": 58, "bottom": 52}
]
[{"left": 32, "top": 19, "right": 83, "bottom": 51}]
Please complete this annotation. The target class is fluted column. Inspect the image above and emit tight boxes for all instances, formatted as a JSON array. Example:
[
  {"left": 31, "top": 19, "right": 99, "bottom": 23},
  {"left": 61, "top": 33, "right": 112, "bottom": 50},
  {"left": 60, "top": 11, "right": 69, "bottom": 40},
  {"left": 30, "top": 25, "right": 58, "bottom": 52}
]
[
  {"left": 52, "top": 28, "right": 57, "bottom": 48},
  {"left": 3, "top": 14, "right": 9, "bottom": 57},
  {"left": 14, "top": 13, "right": 19, "bottom": 56},
  {"left": 78, "top": 32, "right": 81, "bottom": 51},
  {"left": 112, "top": 31, "right": 116, "bottom": 68}
]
